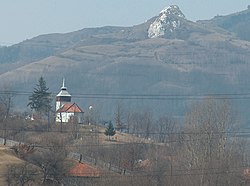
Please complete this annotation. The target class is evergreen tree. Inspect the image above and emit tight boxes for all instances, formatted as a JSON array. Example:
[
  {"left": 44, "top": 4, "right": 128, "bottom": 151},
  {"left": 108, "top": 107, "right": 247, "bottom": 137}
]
[
  {"left": 104, "top": 121, "right": 116, "bottom": 140},
  {"left": 27, "top": 77, "right": 52, "bottom": 121}
]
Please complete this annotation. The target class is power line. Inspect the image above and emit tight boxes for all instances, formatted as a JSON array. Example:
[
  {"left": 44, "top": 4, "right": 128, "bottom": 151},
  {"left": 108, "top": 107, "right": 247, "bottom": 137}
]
[
  {"left": 2, "top": 90, "right": 250, "bottom": 101},
  {"left": 1, "top": 127, "right": 250, "bottom": 135}
]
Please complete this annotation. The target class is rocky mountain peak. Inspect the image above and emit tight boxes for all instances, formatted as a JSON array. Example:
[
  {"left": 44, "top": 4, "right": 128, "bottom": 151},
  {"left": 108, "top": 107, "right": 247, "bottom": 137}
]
[{"left": 148, "top": 5, "right": 186, "bottom": 38}]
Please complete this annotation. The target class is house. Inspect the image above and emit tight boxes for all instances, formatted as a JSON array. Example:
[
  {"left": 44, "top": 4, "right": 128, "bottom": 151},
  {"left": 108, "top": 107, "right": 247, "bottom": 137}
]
[
  {"left": 68, "top": 161, "right": 100, "bottom": 177},
  {"left": 56, "top": 79, "right": 84, "bottom": 123}
]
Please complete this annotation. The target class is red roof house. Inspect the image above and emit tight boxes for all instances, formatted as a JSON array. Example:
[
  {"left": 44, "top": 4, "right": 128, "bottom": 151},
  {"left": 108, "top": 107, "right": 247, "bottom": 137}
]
[
  {"left": 68, "top": 162, "right": 100, "bottom": 177},
  {"left": 56, "top": 103, "right": 84, "bottom": 123},
  {"left": 57, "top": 103, "right": 83, "bottom": 113}
]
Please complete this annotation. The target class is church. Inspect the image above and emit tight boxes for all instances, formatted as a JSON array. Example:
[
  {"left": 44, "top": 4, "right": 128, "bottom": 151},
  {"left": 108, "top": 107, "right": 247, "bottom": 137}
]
[{"left": 55, "top": 79, "right": 84, "bottom": 124}]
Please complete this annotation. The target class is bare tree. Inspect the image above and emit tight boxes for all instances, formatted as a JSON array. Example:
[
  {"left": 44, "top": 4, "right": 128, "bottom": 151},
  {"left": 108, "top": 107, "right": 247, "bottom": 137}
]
[
  {"left": 27, "top": 133, "right": 69, "bottom": 185},
  {"left": 0, "top": 86, "right": 14, "bottom": 145},
  {"left": 114, "top": 103, "right": 125, "bottom": 132},
  {"left": 155, "top": 116, "right": 177, "bottom": 143},
  {"left": 128, "top": 110, "right": 153, "bottom": 139},
  {"left": 142, "top": 110, "right": 153, "bottom": 140},
  {"left": 179, "top": 98, "right": 244, "bottom": 185},
  {"left": 6, "top": 163, "right": 39, "bottom": 186}
]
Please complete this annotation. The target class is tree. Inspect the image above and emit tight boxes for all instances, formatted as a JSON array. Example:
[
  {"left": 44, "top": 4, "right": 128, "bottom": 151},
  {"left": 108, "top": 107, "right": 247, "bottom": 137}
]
[
  {"left": 128, "top": 110, "right": 153, "bottom": 139},
  {"left": 178, "top": 98, "right": 244, "bottom": 185},
  {"left": 0, "top": 86, "right": 14, "bottom": 145},
  {"left": 6, "top": 163, "right": 38, "bottom": 186},
  {"left": 155, "top": 116, "right": 177, "bottom": 143},
  {"left": 104, "top": 121, "right": 116, "bottom": 140},
  {"left": 114, "top": 103, "right": 124, "bottom": 132},
  {"left": 0, "top": 86, "right": 14, "bottom": 120},
  {"left": 27, "top": 77, "right": 52, "bottom": 129},
  {"left": 27, "top": 133, "right": 68, "bottom": 185}
]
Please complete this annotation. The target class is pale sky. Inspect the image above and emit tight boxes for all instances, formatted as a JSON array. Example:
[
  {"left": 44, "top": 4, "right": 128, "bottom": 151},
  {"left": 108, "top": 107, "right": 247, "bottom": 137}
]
[{"left": 0, "top": 0, "right": 249, "bottom": 45}]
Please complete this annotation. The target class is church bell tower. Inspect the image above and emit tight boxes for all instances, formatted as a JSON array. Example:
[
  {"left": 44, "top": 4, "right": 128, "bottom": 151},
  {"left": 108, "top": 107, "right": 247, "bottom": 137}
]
[{"left": 56, "top": 78, "right": 71, "bottom": 111}]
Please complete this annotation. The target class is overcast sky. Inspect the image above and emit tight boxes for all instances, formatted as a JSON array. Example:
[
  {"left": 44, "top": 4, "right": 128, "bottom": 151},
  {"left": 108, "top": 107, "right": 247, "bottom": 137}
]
[{"left": 0, "top": 0, "right": 249, "bottom": 45}]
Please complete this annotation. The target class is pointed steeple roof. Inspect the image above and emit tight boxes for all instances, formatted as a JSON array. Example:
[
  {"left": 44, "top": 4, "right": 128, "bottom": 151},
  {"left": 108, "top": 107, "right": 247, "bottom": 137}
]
[
  {"left": 61, "top": 78, "right": 67, "bottom": 90},
  {"left": 56, "top": 78, "right": 71, "bottom": 97}
]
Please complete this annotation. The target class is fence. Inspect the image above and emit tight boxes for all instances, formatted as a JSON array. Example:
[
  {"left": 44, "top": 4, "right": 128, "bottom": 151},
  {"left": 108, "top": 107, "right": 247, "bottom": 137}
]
[
  {"left": 1, "top": 138, "right": 131, "bottom": 175},
  {"left": 68, "top": 152, "right": 131, "bottom": 175},
  {"left": 0, "top": 137, "right": 23, "bottom": 147}
]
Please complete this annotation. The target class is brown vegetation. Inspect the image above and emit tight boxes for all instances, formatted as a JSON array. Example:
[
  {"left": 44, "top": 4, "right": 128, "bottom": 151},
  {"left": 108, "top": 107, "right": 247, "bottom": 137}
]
[{"left": 0, "top": 95, "right": 249, "bottom": 185}]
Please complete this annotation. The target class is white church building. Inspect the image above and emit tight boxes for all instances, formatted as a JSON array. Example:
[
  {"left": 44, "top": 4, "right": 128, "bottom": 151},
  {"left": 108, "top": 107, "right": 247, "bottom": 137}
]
[{"left": 55, "top": 79, "right": 84, "bottom": 123}]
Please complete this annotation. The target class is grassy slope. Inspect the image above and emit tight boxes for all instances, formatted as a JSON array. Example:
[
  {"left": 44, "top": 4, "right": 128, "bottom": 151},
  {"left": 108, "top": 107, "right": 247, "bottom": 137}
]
[{"left": 0, "top": 146, "right": 24, "bottom": 185}]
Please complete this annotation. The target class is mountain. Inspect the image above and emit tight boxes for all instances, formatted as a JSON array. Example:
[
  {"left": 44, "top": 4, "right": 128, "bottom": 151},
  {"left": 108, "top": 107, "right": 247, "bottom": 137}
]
[
  {"left": 199, "top": 6, "right": 250, "bottom": 41},
  {"left": 1, "top": 5, "right": 250, "bottom": 125},
  {"left": 148, "top": 5, "right": 186, "bottom": 38}
]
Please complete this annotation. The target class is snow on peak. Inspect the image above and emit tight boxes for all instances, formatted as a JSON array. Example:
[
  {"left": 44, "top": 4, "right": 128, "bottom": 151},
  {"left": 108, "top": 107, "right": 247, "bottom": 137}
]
[
  {"left": 160, "top": 5, "right": 185, "bottom": 17},
  {"left": 148, "top": 5, "right": 186, "bottom": 38}
]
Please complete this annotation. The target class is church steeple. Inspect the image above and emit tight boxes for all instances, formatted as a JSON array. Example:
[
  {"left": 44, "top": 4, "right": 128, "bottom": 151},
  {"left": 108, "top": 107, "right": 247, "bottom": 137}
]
[
  {"left": 61, "top": 78, "right": 67, "bottom": 90},
  {"left": 56, "top": 78, "right": 71, "bottom": 111}
]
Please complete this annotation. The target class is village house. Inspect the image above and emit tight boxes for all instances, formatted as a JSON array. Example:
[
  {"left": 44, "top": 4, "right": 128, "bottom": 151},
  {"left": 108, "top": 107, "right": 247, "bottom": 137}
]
[
  {"left": 56, "top": 79, "right": 84, "bottom": 123},
  {"left": 68, "top": 161, "right": 100, "bottom": 177}
]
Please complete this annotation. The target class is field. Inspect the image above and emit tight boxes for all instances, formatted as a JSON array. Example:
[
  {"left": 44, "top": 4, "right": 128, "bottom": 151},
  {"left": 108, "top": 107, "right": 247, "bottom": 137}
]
[{"left": 0, "top": 146, "right": 24, "bottom": 185}]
